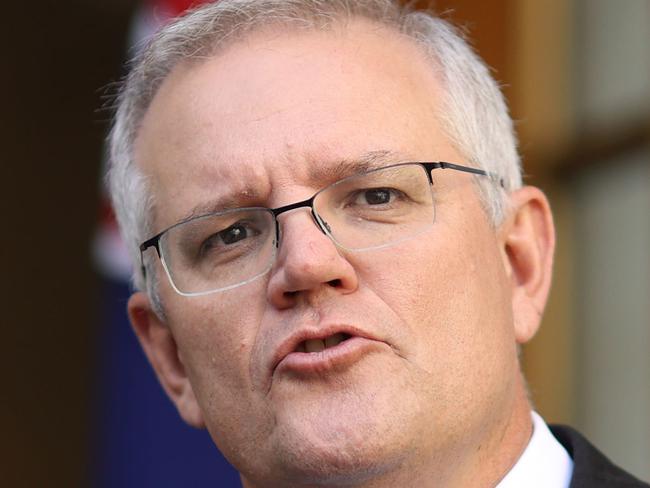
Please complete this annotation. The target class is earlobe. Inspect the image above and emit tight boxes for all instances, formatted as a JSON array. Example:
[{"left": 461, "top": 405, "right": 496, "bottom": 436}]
[
  {"left": 127, "top": 292, "right": 206, "bottom": 428},
  {"left": 500, "top": 186, "right": 556, "bottom": 344}
]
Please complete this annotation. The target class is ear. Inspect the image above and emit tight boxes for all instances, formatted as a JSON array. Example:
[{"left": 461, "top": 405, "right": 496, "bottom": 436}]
[
  {"left": 499, "top": 186, "right": 556, "bottom": 344},
  {"left": 127, "top": 292, "right": 205, "bottom": 428}
]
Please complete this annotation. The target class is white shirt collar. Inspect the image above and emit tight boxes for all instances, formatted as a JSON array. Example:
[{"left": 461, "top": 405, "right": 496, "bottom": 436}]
[{"left": 496, "top": 411, "right": 574, "bottom": 488}]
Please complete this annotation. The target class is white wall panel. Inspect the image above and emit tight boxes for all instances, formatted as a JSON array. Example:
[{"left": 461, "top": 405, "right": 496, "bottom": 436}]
[{"left": 573, "top": 150, "right": 650, "bottom": 481}]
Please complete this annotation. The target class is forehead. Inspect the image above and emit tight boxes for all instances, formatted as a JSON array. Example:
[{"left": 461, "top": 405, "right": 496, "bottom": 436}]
[{"left": 135, "top": 20, "right": 458, "bottom": 231}]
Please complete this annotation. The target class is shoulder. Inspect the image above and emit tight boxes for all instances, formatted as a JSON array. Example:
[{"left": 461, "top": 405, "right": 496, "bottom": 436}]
[{"left": 550, "top": 424, "right": 650, "bottom": 488}]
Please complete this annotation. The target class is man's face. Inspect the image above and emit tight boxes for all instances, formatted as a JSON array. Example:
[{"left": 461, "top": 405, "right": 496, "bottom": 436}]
[{"left": 134, "top": 22, "right": 522, "bottom": 485}]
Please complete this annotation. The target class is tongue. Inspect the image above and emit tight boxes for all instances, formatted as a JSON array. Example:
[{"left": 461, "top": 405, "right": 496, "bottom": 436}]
[
  {"left": 303, "top": 333, "right": 349, "bottom": 353},
  {"left": 304, "top": 339, "right": 325, "bottom": 353},
  {"left": 325, "top": 333, "right": 346, "bottom": 348}
]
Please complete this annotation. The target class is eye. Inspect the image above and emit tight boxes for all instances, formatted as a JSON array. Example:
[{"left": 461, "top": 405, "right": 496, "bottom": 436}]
[
  {"left": 353, "top": 188, "right": 400, "bottom": 206},
  {"left": 201, "top": 222, "right": 257, "bottom": 254},
  {"left": 219, "top": 224, "right": 249, "bottom": 245}
]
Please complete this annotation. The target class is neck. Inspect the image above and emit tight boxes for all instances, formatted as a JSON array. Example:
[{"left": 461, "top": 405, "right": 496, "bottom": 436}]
[
  {"left": 380, "top": 377, "right": 533, "bottom": 488},
  {"left": 457, "top": 378, "right": 534, "bottom": 487}
]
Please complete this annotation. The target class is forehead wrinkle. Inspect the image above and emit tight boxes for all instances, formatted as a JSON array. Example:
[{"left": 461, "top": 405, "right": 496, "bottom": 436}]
[{"left": 168, "top": 155, "right": 275, "bottom": 222}]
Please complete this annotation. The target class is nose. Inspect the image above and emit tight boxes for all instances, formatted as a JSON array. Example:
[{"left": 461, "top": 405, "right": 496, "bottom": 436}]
[{"left": 266, "top": 210, "right": 359, "bottom": 309}]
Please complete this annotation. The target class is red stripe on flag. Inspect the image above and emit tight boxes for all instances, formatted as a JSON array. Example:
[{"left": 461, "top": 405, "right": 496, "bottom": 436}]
[{"left": 144, "top": 0, "right": 214, "bottom": 18}]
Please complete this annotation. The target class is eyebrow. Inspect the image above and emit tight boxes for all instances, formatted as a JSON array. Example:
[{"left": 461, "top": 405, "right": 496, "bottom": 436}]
[
  {"left": 306, "top": 149, "right": 411, "bottom": 186},
  {"left": 177, "top": 149, "right": 411, "bottom": 224},
  {"left": 176, "top": 190, "right": 265, "bottom": 225}
]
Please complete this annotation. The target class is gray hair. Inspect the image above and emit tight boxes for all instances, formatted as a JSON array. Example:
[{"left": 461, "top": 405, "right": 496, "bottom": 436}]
[{"left": 108, "top": 0, "right": 522, "bottom": 300}]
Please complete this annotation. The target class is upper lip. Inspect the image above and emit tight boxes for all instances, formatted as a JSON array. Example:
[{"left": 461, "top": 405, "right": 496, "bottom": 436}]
[{"left": 269, "top": 324, "right": 380, "bottom": 376}]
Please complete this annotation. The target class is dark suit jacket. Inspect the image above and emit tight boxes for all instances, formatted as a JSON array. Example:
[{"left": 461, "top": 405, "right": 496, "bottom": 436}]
[{"left": 550, "top": 425, "right": 649, "bottom": 487}]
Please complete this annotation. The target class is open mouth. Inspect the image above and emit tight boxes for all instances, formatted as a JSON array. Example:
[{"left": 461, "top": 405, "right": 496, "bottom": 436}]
[
  {"left": 294, "top": 333, "right": 352, "bottom": 353},
  {"left": 271, "top": 330, "right": 383, "bottom": 378}
]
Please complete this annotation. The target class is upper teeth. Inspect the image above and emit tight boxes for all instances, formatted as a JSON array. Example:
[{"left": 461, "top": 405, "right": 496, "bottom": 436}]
[{"left": 303, "top": 333, "right": 348, "bottom": 353}]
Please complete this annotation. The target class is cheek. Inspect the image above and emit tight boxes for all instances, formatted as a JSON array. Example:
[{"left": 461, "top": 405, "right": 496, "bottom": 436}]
[
  {"left": 165, "top": 281, "right": 286, "bottom": 467},
  {"left": 166, "top": 281, "right": 268, "bottom": 401},
  {"left": 356, "top": 215, "right": 513, "bottom": 368}
]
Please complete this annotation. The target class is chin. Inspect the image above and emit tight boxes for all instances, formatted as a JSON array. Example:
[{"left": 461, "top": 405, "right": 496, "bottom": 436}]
[
  {"left": 271, "top": 438, "right": 403, "bottom": 487},
  {"left": 262, "top": 404, "right": 413, "bottom": 486}
]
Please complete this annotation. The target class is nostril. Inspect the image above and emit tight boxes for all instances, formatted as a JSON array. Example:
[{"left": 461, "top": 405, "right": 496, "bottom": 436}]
[{"left": 327, "top": 278, "right": 342, "bottom": 287}]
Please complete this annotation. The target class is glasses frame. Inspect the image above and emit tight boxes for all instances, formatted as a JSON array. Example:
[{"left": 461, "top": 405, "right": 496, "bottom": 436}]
[{"left": 139, "top": 161, "right": 503, "bottom": 295}]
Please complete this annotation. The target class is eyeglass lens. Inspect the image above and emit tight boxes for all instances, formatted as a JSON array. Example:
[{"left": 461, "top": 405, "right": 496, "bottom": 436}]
[{"left": 156, "top": 163, "right": 435, "bottom": 295}]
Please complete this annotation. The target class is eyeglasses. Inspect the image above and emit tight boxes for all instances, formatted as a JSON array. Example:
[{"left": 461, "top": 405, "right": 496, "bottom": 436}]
[{"left": 140, "top": 162, "right": 501, "bottom": 296}]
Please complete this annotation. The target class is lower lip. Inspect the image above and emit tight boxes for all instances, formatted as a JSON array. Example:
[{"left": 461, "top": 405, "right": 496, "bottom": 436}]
[{"left": 274, "top": 336, "right": 385, "bottom": 377}]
